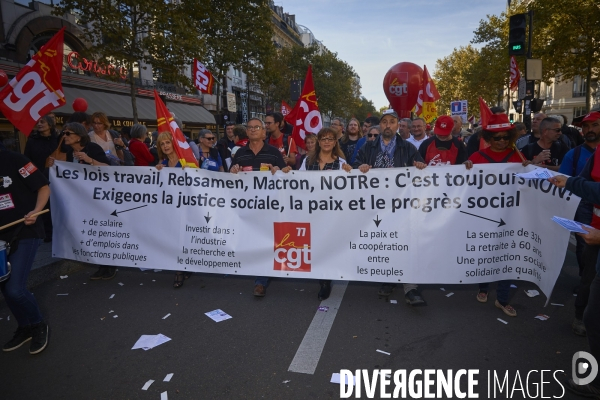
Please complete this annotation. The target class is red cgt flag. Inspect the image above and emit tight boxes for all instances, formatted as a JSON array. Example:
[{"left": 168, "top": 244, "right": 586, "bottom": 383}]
[
  {"left": 154, "top": 90, "right": 198, "bottom": 168},
  {"left": 281, "top": 100, "right": 292, "bottom": 117},
  {"left": 510, "top": 56, "right": 521, "bottom": 92},
  {"left": 0, "top": 27, "right": 66, "bottom": 135},
  {"left": 284, "top": 65, "right": 322, "bottom": 150},
  {"left": 193, "top": 59, "right": 214, "bottom": 95}
]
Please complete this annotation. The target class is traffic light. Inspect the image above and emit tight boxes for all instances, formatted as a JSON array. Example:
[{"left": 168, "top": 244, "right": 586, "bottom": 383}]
[
  {"left": 512, "top": 100, "right": 523, "bottom": 114},
  {"left": 530, "top": 99, "right": 544, "bottom": 113},
  {"left": 508, "top": 14, "right": 527, "bottom": 56}
]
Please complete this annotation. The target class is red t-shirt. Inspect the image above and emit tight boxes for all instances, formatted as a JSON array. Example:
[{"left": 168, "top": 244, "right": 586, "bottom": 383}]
[
  {"left": 268, "top": 134, "right": 297, "bottom": 158},
  {"left": 468, "top": 147, "right": 523, "bottom": 164}
]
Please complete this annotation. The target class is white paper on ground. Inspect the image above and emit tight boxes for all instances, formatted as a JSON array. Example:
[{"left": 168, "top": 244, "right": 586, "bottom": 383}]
[
  {"left": 161, "top": 391, "right": 168, "bottom": 400},
  {"left": 109, "top": 294, "right": 115, "bottom": 299},
  {"left": 60, "top": 275, "right": 68, "bottom": 279},
  {"left": 440, "top": 288, "right": 445, "bottom": 291},
  {"left": 205, "top": 309, "right": 232, "bottom": 322},
  {"left": 525, "top": 290, "right": 540, "bottom": 297},
  {"left": 551, "top": 303, "right": 564, "bottom": 306},
  {"left": 376, "top": 349, "right": 391, "bottom": 355},
  {"left": 113, "top": 315, "right": 118, "bottom": 318},
  {"left": 510, "top": 284, "right": 517, "bottom": 289},
  {"left": 497, "top": 318, "right": 508, "bottom": 324},
  {"left": 118, "top": 282, "right": 124, "bottom": 286},
  {"left": 446, "top": 293, "right": 454, "bottom": 297},
  {"left": 282, "top": 380, "right": 291, "bottom": 384},
  {"left": 132, "top": 334, "right": 172, "bottom": 350},
  {"left": 141, "top": 380, "right": 154, "bottom": 390},
  {"left": 162, "top": 313, "right": 171, "bottom": 320},
  {"left": 389, "top": 300, "right": 397, "bottom": 304},
  {"left": 535, "top": 314, "right": 550, "bottom": 321},
  {"left": 163, "top": 373, "right": 174, "bottom": 382},
  {"left": 108, "top": 310, "right": 114, "bottom": 313},
  {"left": 331, "top": 373, "right": 355, "bottom": 386}
]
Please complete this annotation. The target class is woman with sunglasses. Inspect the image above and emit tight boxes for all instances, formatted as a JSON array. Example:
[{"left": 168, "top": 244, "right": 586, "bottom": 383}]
[
  {"left": 465, "top": 114, "right": 531, "bottom": 317},
  {"left": 300, "top": 127, "right": 351, "bottom": 300},
  {"left": 48, "top": 123, "right": 109, "bottom": 167},
  {"left": 198, "top": 129, "right": 224, "bottom": 172}
]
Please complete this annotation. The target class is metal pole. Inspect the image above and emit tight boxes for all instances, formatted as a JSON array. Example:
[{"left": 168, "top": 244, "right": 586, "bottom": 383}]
[{"left": 523, "top": 9, "right": 534, "bottom": 132}]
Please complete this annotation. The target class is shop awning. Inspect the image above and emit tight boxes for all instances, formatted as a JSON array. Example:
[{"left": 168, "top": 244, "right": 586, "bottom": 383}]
[{"left": 54, "top": 86, "right": 215, "bottom": 126}]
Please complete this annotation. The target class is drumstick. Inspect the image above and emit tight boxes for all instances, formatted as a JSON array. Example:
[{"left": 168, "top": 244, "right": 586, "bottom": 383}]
[{"left": 0, "top": 209, "right": 50, "bottom": 231}]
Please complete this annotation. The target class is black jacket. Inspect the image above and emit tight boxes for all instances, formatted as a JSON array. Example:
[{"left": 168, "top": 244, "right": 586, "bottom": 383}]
[
  {"left": 24, "top": 131, "right": 59, "bottom": 176},
  {"left": 353, "top": 135, "right": 423, "bottom": 168}
]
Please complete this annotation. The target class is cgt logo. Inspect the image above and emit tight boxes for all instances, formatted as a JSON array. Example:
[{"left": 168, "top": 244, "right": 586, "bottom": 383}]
[
  {"left": 389, "top": 76, "right": 408, "bottom": 96},
  {"left": 274, "top": 222, "right": 311, "bottom": 272}
]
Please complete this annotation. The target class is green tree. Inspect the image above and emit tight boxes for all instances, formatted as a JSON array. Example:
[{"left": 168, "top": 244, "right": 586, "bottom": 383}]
[
  {"left": 261, "top": 45, "right": 362, "bottom": 120},
  {"left": 530, "top": 0, "right": 600, "bottom": 111},
  {"left": 55, "top": 0, "right": 204, "bottom": 123}
]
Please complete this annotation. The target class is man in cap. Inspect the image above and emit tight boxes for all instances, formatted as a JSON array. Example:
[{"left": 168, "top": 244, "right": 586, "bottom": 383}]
[
  {"left": 418, "top": 115, "right": 468, "bottom": 166},
  {"left": 558, "top": 111, "right": 600, "bottom": 337},
  {"left": 354, "top": 109, "right": 428, "bottom": 306}
]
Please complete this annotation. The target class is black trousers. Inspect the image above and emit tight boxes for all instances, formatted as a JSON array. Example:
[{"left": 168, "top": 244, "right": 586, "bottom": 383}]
[
  {"left": 575, "top": 245, "right": 599, "bottom": 319},
  {"left": 583, "top": 274, "right": 600, "bottom": 388}
]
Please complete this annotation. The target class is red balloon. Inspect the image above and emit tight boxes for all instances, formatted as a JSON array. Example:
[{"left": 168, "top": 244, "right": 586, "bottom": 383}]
[
  {"left": 383, "top": 62, "right": 423, "bottom": 119},
  {"left": 72, "top": 97, "right": 88, "bottom": 112},
  {"left": 0, "top": 70, "right": 8, "bottom": 87}
]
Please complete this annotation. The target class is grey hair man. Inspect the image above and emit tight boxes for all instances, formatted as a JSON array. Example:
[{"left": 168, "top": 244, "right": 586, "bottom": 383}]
[{"left": 399, "top": 118, "right": 412, "bottom": 140}]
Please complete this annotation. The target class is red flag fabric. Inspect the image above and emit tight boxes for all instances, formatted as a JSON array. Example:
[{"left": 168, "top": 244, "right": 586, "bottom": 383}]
[
  {"left": 193, "top": 59, "right": 214, "bottom": 95},
  {"left": 419, "top": 65, "right": 441, "bottom": 123},
  {"left": 285, "top": 65, "right": 322, "bottom": 150},
  {"left": 154, "top": 90, "right": 198, "bottom": 168},
  {"left": 281, "top": 100, "right": 292, "bottom": 117},
  {"left": 478, "top": 97, "right": 493, "bottom": 129},
  {"left": 509, "top": 56, "right": 521, "bottom": 92},
  {"left": 0, "top": 27, "right": 66, "bottom": 135}
]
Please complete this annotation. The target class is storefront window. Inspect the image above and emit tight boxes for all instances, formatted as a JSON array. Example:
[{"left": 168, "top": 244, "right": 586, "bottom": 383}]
[{"left": 0, "top": 130, "right": 19, "bottom": 152}]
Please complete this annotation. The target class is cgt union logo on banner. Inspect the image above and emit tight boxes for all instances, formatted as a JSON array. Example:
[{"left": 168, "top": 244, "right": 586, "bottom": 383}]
[{"left": 273, "top": 222, "right": 311, "bottom": 272}]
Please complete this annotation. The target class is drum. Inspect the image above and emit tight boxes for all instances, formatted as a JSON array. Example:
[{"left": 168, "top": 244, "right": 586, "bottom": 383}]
[{"left": 0, "top": 240, "right": 10, "bottom": 283}]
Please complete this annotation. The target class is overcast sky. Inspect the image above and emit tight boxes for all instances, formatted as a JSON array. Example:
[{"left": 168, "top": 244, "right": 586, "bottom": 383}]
[{"left": 278, "top": 0, "right": 508, "bottom": 109}]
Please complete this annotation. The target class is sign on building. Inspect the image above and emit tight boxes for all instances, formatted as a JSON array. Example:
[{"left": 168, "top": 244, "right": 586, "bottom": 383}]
[{"left": 226, "top": 92, "right": 237, "bottom": 113}]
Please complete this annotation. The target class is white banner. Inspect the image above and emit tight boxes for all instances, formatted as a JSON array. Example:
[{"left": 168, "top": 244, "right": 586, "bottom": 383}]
[{"left": 50, "top": 162, "right": 579, "bottom": 298}]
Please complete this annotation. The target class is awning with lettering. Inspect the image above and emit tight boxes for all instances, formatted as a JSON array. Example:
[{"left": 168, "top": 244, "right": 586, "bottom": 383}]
[{"left": 54, "top": 86, "right": 215, "bottom": 126}]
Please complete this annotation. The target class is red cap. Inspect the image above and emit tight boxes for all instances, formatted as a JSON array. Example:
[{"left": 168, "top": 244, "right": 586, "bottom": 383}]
[
  {"left": 484, "top": 114, "right": 514, "bottom": 132},
  {"left": 583, "top": 112, "right": 600, "bottom": 123},
  {"left": 434, "top": 115, "right": 454, "bottom": 136}
]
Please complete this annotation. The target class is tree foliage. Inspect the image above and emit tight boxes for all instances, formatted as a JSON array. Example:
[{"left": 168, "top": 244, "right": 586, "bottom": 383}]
[
  {"left": 55, "top": 0, "right": 204, "bottom": 122},
  {"left": 260, "top": 45, "right": 362, "bottom": 120}
]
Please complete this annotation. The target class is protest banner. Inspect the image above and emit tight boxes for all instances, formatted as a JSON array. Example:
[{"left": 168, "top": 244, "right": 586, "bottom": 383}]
[{"left": 50, "top": 163, "right": 578, "bottom": 298}]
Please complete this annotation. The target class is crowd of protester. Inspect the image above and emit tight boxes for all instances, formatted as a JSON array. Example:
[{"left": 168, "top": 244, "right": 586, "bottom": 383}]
[{"left": 4, "top": 105, "right": 600, "bottom": 397}]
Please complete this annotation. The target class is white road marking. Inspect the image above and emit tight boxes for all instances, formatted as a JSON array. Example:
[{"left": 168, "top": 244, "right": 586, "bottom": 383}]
[{"left": 288, "top": 281, "right": 348, "bottom": 375}]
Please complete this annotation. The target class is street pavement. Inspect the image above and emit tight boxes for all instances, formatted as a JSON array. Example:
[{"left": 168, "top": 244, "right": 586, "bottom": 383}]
[{"left": 0, "top": 249, "right": 589, "bottom": 399}]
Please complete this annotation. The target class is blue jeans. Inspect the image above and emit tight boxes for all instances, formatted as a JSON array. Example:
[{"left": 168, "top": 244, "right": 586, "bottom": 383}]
[
  {"left": 479, "top": 280, "right": 511, "bottom": 305},
  {"left": 0, "top": 238, "right": 43, "bottom": 327},
  {"left": 255, "top": 277, "right": 269, "bottom": 286}
]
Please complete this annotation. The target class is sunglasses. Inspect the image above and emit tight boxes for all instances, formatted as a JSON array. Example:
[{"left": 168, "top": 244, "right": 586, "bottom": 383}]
[
  {"left": 492, "top": 135, "right": 511, "bottom": 142},
  {"left": 203, "top": 136, "right": 216, "bottom": 141},
  {"left": 367, "top": 133, "right": 379, "bottom": 138},
  {"left": 62, "top": 130, "right": 75, "bottom": 136}
]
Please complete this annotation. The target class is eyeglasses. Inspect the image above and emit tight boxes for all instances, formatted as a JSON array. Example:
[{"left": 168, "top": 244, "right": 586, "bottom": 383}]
[
  {"left": 367, "top": 133, "right": 379, "bottom": 138},
  {"left": 492, "top": 135, "right": 510, "bottom": 142},
  {"left": 320, "top": 137, "right": 336, "bottom": 142},
  {"left": 546, "top": 128, "right": 561, "bottom": 133},
  {"left": 246, "top": 125, "right": 263, "bottom": 132},
  {"left": 62, "top": 130, "right": 75, "bottom": 136},
  {"left": 203, "top": 136, "right": 216, "bottom": 141}
]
